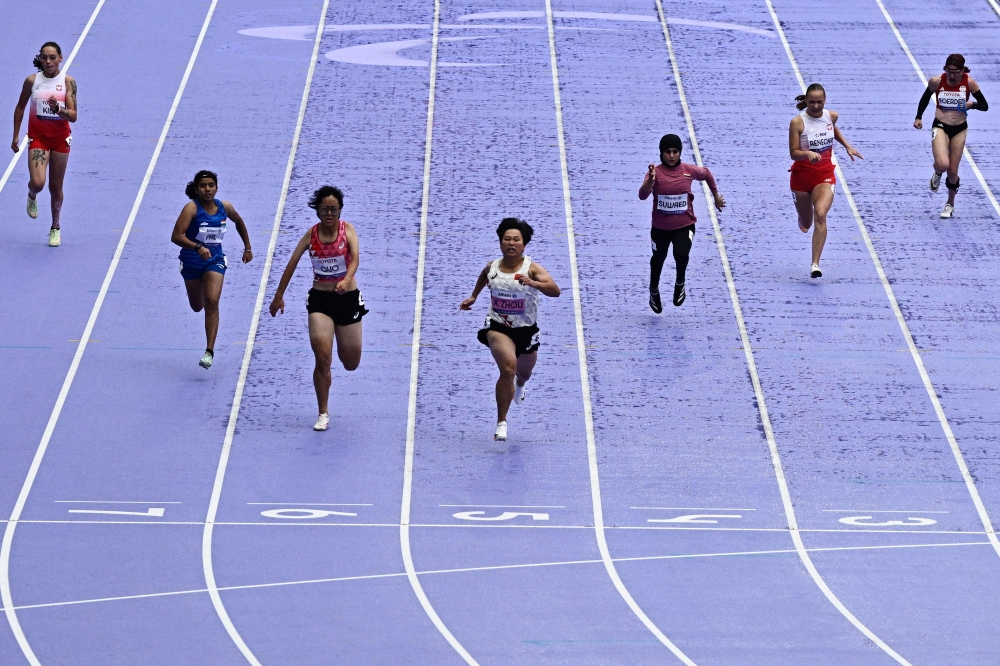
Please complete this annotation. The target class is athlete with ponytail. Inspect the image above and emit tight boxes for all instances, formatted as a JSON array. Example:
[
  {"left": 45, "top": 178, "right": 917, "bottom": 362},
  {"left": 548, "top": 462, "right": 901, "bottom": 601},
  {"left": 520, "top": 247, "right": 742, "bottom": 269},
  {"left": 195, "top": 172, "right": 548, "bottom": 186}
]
[
  {"left": 11, "top": 42, "right": 77, "bottom": 247},
  {"left": 171, "top": 170, "right": 253, "bottom": 370},
  {"left": 914, "top": 54, "right": 988, "bottom": 219},
  {"left": 788, "top": 83, "right": 863, "bottom": 278}
]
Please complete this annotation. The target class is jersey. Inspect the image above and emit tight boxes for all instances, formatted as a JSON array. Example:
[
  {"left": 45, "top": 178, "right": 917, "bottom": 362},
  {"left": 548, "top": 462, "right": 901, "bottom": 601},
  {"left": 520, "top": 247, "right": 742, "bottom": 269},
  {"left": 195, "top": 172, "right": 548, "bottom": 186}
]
[
  {"left": 309, "top": 221, "right": 351, "bottom": 282},
  {"left": 936, "top": 72, "right": 970, "bottom": 113},
  {"left": 792, "top": 109, "right": 835, "bottom": 173},
  {"left": 487, "top": 256, "right": 539, "bottom": 329},
  {"left": 185, "top": 199, "right": 228, "bottom": 246},
  {"left": 27, "top": 71, "right": 71, "bottom": 141}
]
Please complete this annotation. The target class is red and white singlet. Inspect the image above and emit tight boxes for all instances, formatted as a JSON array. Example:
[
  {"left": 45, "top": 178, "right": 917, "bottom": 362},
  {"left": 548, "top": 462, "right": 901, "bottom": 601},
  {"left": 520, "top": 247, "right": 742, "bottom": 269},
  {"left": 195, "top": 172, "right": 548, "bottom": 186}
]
[
  {"left": 309, "top": 221, "right": 351, "bottom": 281},
  {"left": 936, "top": 72, "right": 970, "bottom": 113},
  {"left": 27, "top": 71, "right": 71, "bottom": 143},
  {"left": 792, "top": 109, "right": 835, "bottom": 173}
]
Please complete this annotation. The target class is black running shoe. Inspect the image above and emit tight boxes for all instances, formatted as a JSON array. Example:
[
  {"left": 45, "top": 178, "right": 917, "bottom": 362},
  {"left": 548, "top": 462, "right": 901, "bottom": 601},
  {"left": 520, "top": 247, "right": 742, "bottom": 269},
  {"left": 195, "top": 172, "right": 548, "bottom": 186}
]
[
  {"left": 649, "top": 290, "right": 662, "bottom": 313},
  {"left": 673, "top": 282, "right": 686, "bottom": 306}
]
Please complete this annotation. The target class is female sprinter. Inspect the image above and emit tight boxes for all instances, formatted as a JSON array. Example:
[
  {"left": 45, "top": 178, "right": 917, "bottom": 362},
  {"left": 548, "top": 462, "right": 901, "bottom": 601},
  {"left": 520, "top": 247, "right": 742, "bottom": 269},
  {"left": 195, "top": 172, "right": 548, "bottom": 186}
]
[
  {"left": 914, "top": 54, "right": 988, "bottom": 219},
  {"left": 639, "top": 133, "right": 724, "bottom": 311},
  {"left": 11, "top": 42, "right": 77, "bottom": 247},
  {"left": 789, "top": 83, "right": 863, "bottom": 278},
  {"left": 171, "top": 170, "right": 253, "bottom": 370},
  {"left": 269, "top": 186, "right": 367, "bottom": 432},
  {"left": 460, "top": 218, "right": 560, "bottom": 442}
]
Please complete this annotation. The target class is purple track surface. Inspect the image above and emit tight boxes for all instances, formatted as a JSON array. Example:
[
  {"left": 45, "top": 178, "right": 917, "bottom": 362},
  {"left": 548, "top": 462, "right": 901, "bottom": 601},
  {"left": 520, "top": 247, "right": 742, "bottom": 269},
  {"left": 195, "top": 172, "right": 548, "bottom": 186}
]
[{"left": 1, "top": 0, "right": 999, "bottom": 663}]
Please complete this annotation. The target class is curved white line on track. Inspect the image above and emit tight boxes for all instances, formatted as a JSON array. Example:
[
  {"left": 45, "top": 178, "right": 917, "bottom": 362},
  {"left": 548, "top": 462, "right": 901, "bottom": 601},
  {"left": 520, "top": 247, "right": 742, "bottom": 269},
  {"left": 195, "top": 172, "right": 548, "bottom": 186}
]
[
  {"left": 543, "top": 1, "right": 696, "bottom": 664},
  {"left": 659, "top": 1, "right": 912, "bottom": 664},
  {"left": 399, "top": 1, "right": 480, "bottom": 664},
  {"left": 200, "top": 1, "right": 331, "bottom": 664},
  {"left": 325, "top": 36, "right": 500, "bottom": 67},
  {"left": 459, "top": 10, "right": 775, "bottom": 36},
  {"left": 0, "top": 1, "right": 219, "bottom": 663},
  {"left": 0, "top": 0, "right": 107, "bottom": 195}
]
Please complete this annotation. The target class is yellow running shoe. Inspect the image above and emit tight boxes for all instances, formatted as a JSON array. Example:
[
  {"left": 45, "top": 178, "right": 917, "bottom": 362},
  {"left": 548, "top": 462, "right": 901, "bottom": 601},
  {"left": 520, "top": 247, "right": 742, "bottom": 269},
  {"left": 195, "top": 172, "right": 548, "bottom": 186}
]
[
  {"left": 48, "top": 228, "right": 60, "bottom": 247},
  {"left": 27, "top": 196, "right": 38, "bottom": 219}
]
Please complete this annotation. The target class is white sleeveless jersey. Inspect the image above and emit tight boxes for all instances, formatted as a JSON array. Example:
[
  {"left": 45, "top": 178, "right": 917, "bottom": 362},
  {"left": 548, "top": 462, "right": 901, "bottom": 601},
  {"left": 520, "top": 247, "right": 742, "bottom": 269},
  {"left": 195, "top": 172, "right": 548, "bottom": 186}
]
[
  {"left": 487, "top": 256, "right": 539, "bottom": 328},
  {"left": 31, "top": 71, "right": 67, "bottom": 120},
  {"left": 798, "top": 109, "right": 835, "bottom": 155}
]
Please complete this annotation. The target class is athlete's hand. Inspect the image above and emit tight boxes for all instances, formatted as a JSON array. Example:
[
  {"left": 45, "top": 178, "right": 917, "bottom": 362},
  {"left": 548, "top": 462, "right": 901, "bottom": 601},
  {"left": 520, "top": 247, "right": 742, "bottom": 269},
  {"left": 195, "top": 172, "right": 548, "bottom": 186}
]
[
  {"left": 242, "top": 249, "right": 253, "bottom": 263},
  {"left": 197, "top": 246, "right": 212, "bottom": 260},
  {"left": 459, "top": 296, "right": 476, "bottom": 310},
  {"left": 646, "top": 164, "right": 656, "bottom": 180},
  {"left": 10, "top": 138, "right": 18, "bottom": 153},
  {"left": 845, "top": 145, "right": 864, "bottom": 161},
  {"left": 913, "top": 118, "right": 923, "bottom": 130},
  {"left": 807, "top": 151, "right": 822, "bottom": 164},
  {"left": 269, "top": 296, "right": 284, "bottom": 317},
  {"left": 46, "top": 96, "right": 59, "bottom": 114},
  {"left": 713, "top": 193, "right": 726, "bottom": 211},
  {"left": 334, "top": 280, "right": 350, "bottom": 295}
]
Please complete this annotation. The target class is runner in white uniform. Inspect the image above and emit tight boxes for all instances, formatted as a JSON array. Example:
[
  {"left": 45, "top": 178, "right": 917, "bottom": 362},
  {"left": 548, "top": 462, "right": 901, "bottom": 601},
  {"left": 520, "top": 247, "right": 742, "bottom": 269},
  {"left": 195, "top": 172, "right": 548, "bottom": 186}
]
[{"left": 460, "top": 218, "right": 560, "bottom": 441}]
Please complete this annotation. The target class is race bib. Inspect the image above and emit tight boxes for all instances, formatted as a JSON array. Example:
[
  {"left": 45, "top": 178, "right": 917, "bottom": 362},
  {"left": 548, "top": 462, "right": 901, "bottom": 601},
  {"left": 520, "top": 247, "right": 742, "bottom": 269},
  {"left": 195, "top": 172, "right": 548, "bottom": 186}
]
[
  {"left": 656, "top": 193, "right": 688, "bottom": 215},
  {"left": 35, "top": 98, "right": 63, "bottom": 119},
  {"left": 196, "top": 224, "right": 225, "bottom": 245},
  {"left": 937, "top": 90, "right": 966, "bottom": 112},
  {"left": 314, "top": 254, "right": 347, "bottom": 278},
  {"left": 808, "top": 132, "right": 834, "bottom": 152},
  {"left": 491, "top": 290, "right": 526, "bottom": 315}
]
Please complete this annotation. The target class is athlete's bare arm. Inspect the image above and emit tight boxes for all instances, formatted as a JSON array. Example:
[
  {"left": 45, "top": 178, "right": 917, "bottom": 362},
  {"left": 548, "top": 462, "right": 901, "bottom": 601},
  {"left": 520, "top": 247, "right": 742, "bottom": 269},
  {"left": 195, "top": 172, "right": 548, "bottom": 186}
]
[
  {"left": 59, "top": 75, "right": 77, "bottom": 123},
  {"left": 788, "top": 115, "right": 819, "bottom": 163},
  {"left": 11, "top": 75, "right": 34, "bottom": 152},
  {"left": 269, "top": 230, "right": 312, "bottom": 316},
  {"left": 460, "top": 262, "right": 492, "bottom": 310},
  {"left": 222, "top": 201, "right": 253, "bottom": 263},
  {"left": 522, "top": 262, "right": 560, "bottom": 298},
  {"left": 639, "top": 164, "right": 656, "bottom": 199},
  {"left": 336, "top": 222, "right": 360, "bottom": 294},
  {"left": 170, "top": 202, "right": 211, "bottom": 258},
  {"left": 830, "top": 111, "right": 863, "bottom": 161}
]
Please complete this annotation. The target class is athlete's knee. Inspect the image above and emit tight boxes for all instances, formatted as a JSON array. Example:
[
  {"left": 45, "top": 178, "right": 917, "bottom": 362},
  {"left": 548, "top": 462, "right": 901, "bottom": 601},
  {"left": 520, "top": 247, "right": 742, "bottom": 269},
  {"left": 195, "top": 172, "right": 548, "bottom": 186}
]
[
  {"left": 189, "top": 302, "right": 203, "bottom": 313},
  {"left": 314, "top": 356, "right": 333, "bottom": 374},
  {"left": 203, "top": 296, "right": 220, "bottom": 313},
  {"left": 946, "top": 175, "right": 961, "bottom": 191},
  {"left": 934, "top": 158, "right": 949, "bottom": 174},
  {"left": 48, "top": 181, "right": 63, "bottom": 197},
  {"left": 341, "top": 357, "right": 360, "bottom": 372},
  {"left": 498, "top": 360, "right": 516, "bottom": 380},
  {"left": 28, "top": 177, "right": 45, "bottom": 193}
]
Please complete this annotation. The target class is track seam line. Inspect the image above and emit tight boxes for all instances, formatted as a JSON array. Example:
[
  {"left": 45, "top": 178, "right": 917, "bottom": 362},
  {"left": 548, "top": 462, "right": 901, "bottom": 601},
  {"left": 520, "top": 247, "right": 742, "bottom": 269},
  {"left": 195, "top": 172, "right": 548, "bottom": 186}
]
[
  {"left": 544, "top": 3, "right": 696, "bottom": 664},
  {"left": 200, "top": 1, "right": 331, "bottom": 664},
  {"left": 399, "top": 1, "right": 479, "bottom": 664},
  {"left": 663, "top": 2, "right": 911, "bottom": 664},
  {"left": 0, "top": 2, "right": 221, "bottom": 663},
  {"left": 861, "top": 0, "right": 1000, "bottom": 558},
  {"left": 0, "top": 0, "right": 107, "bottom": 193}
]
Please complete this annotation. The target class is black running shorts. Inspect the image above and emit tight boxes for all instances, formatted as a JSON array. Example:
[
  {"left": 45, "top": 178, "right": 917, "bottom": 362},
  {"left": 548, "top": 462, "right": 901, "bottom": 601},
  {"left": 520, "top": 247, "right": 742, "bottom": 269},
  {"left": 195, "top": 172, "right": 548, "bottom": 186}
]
[
  {"left": 477, "top": 319, "right": 540, "bottom": 357},
  {"left": 306, "top": 288, "right": 368, "bottom": 326}
]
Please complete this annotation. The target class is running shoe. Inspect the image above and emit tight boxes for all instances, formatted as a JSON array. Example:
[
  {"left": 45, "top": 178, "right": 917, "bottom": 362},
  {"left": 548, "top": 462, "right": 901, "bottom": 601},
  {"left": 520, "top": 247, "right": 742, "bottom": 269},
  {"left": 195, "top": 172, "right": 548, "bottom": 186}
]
[
  {"left": 941, "top": 203, "right": 954, "bottom": 219},
  {"left": 313, "top": 413, "right": 330, "bottom": 431},
  {"left": 198, "top": 349, "right": 214, "bottom": 369},
  {"left": 930, "top": 172, "right": 941, "bottom": 192},
  {"left": 673, "top": 282, "right": 686, "bottom": 307},
  {"left": 514, "top": 382, "right": 527, "bottom": 405},
  {"left": 48, "top": 228, "right": 60, "bottom": 247},
  {"left": 810, "top": 263, "right": 822, "bottom": 278},
  {"left": 494, "top": 420, "right": 508, "bottom": 441},
  {"left": 27, "top": 196, "right": 38, "bottom": 219},
  {"left": 649, "top": 289, "right": 662, "bottom": 314}
]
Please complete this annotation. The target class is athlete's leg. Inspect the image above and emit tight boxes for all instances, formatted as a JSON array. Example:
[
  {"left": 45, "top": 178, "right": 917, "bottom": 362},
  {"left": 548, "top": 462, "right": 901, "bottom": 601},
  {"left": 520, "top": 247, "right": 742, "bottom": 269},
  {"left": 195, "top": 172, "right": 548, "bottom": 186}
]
[
  {"left": 931, "top": 126, "right": 951, "bottom": 177},
  {"left": 333, "top": 320, "right": 362, "bottom": 371},
  {"left": 649, "top": 228, "right": 671, "bottom": 292},
  {"left": 810, "top": 184, "right": 834, "bottom": 266},
  {"left": 309, "top": 312, "right": 336, "bottom": 415},
  {"left": 792, "top": 190, "right": 813, "bottom": 231},
  {"left": 27, "top": 149, "right": 48, "bottom": 198},
  {"left": 47, "top": 151, "right": 69, "bottom": 229},
  {"left": 945, "top": 129, "right": 967, "bottom": 207},
  {"left": 671, "top": 227, "right": 693, "bottom": 284},
  {"left": 487, "top": 331, "right": 518, "bottom": 423},
  {"left": 200, "top": 271, "right": 225, "bottom": 352},
  {"left": 184, "top": 279, "right": 205, "bottom": 312},
  {"left": 515, "top": 350, "right": 537, "bottom": 388}
]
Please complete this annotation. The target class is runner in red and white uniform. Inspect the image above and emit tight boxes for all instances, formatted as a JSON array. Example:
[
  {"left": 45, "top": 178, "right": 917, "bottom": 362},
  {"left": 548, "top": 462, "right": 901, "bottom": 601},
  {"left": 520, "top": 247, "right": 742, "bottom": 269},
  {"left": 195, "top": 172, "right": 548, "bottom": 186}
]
[
  {"left": 788, "top": 83, "right": 863, "bottom": 278},
  {"left": 914, "top": 54, "right": 989, "bottom": 219},
  {"left": 11, "top": 42, "right": 77, "bottom": 247},
  {"left": 269, "top": 186, "right": 367, "bottom": 431},
  {"left": 638, "top": 133, "right": 724, "bottom": 312},
  {"left": 460, "top": 218, "right": 560, "bottom": 442}
]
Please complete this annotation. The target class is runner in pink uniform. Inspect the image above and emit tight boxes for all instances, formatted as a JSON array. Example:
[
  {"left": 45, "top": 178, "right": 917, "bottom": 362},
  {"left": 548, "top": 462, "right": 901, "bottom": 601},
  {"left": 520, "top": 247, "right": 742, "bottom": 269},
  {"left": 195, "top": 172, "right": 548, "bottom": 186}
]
[
  {"left": 11, "top": 42, "right": 77, "bottom": 247},
  {"left": 639, "top": 134, "right": 725, "bottom": 312},
  {"left": 269, "top": 186, "right": 367, "bottom": 432}
]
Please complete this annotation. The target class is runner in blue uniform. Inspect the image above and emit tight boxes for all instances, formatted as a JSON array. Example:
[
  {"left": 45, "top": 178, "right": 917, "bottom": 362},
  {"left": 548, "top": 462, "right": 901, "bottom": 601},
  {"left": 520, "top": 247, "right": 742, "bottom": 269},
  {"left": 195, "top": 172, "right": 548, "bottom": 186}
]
[{"left": 170, "top": 170, "right": 252, "bottom": 369}]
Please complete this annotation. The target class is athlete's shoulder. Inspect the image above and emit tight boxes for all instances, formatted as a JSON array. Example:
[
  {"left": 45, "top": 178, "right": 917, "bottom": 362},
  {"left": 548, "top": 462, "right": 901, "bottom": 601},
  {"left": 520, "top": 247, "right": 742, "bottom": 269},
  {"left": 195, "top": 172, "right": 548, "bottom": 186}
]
[
  {"left": 789, "top": 113, "right": 804, "bottom": 127},
  {"left": 827, "top": 109, "right": 838, "bottom": 123},
  {"left": 342, "top": 220, "right": 357, "bottom": 233},
  {"left": 181, "top": 200, "right": 198, "bottom": 214},
  {"left": 22, "top": 73, "right": 36, "bottom": 88},
  {"left": 927, "top": 75, "right": 942, "bottom": 90}
]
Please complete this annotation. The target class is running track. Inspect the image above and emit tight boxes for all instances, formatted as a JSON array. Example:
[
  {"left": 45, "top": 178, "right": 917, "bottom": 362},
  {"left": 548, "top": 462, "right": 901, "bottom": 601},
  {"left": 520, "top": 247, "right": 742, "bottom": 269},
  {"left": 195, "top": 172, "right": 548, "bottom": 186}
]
[{"left": 1, "top": 0, "right": 999, "bottom": 663}]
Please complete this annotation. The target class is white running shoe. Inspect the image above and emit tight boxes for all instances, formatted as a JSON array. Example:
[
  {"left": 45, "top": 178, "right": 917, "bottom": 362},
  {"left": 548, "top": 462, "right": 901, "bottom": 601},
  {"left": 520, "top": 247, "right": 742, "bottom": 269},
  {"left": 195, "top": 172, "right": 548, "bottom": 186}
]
[
  {"left": 198, "top": 350, "right": 214, "bottom": 369},
  {"left": 494, "top": 420, "right": 508, "bottom": 441},
  {"left": 930, "top": 172, "right": 941, "bottom": 192},
  {"left": 313, "top": 413, "right": 330, "bottom": 431},
  {"left": 48, "top": 228, "right": 60, "bottom": 247},
  {"left": 27, "top": 196, "right": 38, "bottom": 219},
  {"left": 810, "top": 263, "right": 822, "bottom": 278},
  {"left": 941, "top": 203, "right": 954, "bottom": 219},
  {"left": 514, "top": 382, "right": 527, "bottom": 405}
]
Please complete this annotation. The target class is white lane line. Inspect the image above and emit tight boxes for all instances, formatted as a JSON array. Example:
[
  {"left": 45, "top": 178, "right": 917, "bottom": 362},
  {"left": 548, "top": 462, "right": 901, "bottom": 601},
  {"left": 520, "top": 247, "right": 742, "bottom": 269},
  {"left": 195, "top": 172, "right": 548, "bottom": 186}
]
[
  {"left": 989, "top": 0, "right": 1000, "bottom": 19},
  {"left": 545, "top": 3, "right": 696, "bottom": 664},
  {"left": 0, "top": 2, "right": 221, "bottom": 663},
  {"left": 3, "top": 539, "right": 988, "bottom": 614},
  {"left": 857, "top": 0, "right": 1000, "bottom": 558},
  {"left": 399, "top": 1, "right": 479, "bottom": 664},
  {"left": 822, "top": 509, "right": 949, "bottom": 514},
  {"left": 199, "top": 1, "right": 330, "bottom": 664},
  {"left": 664, "top": 2, "right": 910, "bottom": 664},
  {"left": 54, "top": 500, "right": 181, "bottom": 504},
  {"left": 631, "top": 507, "right": 756, "bottom": 511},
  {"left": 439, "top": 504, "right": 565, "bottom": 508},
  {"left": 874, "top": 0, "right": 1000, "bottom": 217},
  {"left": 0, "top": 0, "right": 107, "bottom": 194},
  {"left": 245, "top": 503, "right": 373, "bottom": 506}
]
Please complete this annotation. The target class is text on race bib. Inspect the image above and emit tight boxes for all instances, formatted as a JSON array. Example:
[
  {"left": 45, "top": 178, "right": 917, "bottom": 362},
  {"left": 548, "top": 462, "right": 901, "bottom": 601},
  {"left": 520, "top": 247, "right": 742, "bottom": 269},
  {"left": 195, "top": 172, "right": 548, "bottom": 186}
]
[
  {"left": 937, "top": 90, "right": 966, "bottom": 111},
  {"left": 657, "top": 193, "right": 688, "bottom": 215},
  {"left": 196, "top": 224, "right": 225, "bottom": 245},
  {"left": 491, "top": 290, "right": 526, "bottom": 315},
  {"left": 35, "top": 99, "right": 63, "bottom": 119},
  {"left": 315, "top": 255, "right": 347, "bottom": 278}
]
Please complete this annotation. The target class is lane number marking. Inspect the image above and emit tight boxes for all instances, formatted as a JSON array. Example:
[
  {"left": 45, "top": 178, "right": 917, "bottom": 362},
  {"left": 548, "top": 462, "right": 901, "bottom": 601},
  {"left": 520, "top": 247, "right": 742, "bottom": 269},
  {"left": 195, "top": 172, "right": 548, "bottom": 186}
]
[
  {"left": 647, "top": 513, "right": 742, "bottom": 524},
  {"left": 839, "top": 516, "right": 937, "bottom": 527},
  {"left": 260, "top": 508, "right": 358, "bottom": 520},
  {"left": 68, "top": 507, "right": 165, "bottom": 517},
  {"left": 453, "top": 511, "right": 549, "bottom": 522}
]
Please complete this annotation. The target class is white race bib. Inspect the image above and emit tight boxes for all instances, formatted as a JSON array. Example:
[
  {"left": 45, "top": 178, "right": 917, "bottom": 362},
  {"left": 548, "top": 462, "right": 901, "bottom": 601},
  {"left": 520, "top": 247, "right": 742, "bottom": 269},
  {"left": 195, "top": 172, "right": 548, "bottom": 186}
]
[
  {"left": 937, "top": 90, "right": 966, "bottom": 112},
  {"left": 196, "top": 224, "right": 225, "bottom": 245},
  {"left": 35, "top": 98, "right": 63, "bottom": 119},
  {"left": 491, "top": 289, "right": 526, "bottom": 315},
  {"left": 656, "top": 193, "right": 688, "bottom": 215},
  {"left": 314, "top": 254, "right": 347, "bottom": 279}
]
